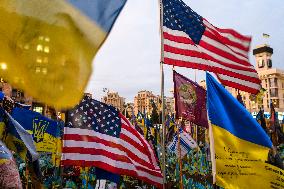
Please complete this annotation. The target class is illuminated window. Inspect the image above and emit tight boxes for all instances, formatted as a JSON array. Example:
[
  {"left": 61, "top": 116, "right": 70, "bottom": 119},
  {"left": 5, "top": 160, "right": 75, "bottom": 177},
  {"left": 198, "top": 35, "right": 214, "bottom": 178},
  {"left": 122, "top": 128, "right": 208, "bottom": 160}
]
[
  {"left": 36, "top": 57, "right": 42, "bottom": 63},
  {"left": 45, "top": 37, "right": 50, "bottom": 42},
  {"left": 44, "top": 46, "right": 49, "bottom": 53},
  {"left": 37, "top": 44, "right": 43, "bottom": 52},
  {"left": 33, "top": 106, "right": 43, "bottom": 114}
]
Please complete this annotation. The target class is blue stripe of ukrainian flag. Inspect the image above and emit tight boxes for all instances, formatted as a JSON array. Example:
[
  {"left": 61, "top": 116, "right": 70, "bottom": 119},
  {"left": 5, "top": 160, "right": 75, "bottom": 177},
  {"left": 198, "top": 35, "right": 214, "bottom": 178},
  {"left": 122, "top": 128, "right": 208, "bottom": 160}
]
[
  {"left": 67, "top": 0, "right": 126, "bottom": 33},
  {"left": 206, "top": 73, "right": 284, "bottom": 189}
]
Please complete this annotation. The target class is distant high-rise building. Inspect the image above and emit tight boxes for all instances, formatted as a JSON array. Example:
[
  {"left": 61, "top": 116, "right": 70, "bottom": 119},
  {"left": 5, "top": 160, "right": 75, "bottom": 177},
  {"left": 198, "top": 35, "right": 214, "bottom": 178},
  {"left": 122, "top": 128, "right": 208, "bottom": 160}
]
[
  {"left": 134, "top": 90, "right": 157, "bottom": 115},
  {"left": 102, "top": 91, "right": 125, "bottom": 111},
  {"left": 133, "top": 90, "right": 175, "bottom": 116}
]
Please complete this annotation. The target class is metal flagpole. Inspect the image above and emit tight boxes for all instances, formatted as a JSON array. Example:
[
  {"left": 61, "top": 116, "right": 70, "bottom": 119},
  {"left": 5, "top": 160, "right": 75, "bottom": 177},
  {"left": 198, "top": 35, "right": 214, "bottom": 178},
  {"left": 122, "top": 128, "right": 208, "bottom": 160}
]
[
  {"left": 158, "top": 0, "right": 166, "bottom": 188},
  {"left": 160, "top": 56, "right": 167, "bottom": 188}
]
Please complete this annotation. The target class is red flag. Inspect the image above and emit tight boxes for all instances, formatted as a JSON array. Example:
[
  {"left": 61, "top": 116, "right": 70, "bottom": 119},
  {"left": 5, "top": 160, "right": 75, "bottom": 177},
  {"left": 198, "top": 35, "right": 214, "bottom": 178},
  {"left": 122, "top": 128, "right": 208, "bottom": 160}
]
[{"left": 173, "top": 71, "right": 208, "bottom": 127}]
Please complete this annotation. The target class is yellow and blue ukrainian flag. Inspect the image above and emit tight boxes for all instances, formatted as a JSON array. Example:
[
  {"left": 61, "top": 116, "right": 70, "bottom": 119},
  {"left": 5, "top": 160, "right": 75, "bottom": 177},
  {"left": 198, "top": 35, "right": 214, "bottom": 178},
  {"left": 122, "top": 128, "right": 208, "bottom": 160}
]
[
  {"left": 11, "top": 107, "right": 61, "bottom": 153},
  {"left": 206, "top": 73, "right": 283, "bottom": 189},
  {"left": 0, "top": 0, "right": 127, "bottom": 109}
]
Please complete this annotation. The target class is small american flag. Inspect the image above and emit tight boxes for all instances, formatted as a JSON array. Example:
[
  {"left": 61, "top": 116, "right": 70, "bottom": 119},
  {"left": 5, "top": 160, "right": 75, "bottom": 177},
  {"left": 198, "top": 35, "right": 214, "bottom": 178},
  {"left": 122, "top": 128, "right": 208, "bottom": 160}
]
[
  {"left": 162, "top": 0, "right": 261, "bottom": 94},
  {"left": 61, "top": 96, "right": 162, "bottom": 188}
]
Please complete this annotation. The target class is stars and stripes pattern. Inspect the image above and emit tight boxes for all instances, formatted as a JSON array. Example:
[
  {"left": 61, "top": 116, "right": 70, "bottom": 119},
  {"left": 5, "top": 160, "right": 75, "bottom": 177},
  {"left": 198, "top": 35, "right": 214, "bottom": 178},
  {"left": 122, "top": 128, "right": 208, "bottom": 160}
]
[
  {"left": 162, "top": 0, "right": 261, "bottom": 94},
  {"left": 61, "top": 96, "right": 162, "bottom": 188},
  {"left": 167, "top": 127, "right": 197, "bottom": 158}
]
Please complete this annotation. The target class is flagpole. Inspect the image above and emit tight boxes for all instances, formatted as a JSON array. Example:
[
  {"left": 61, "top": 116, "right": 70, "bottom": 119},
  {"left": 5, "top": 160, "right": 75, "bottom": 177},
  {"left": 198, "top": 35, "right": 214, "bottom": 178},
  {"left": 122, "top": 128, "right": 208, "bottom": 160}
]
[
  {"left": 160, "top": 55, "right": 167, "bottom": 189},
  {"left": 207, "top": 116, "right": 216, "bottom": 184},
  {"left": 195, "top": 123, "right": 199, "bottom": 160},
  {"left": 158, "top": 0, "right": 166, "bottom": 188},
  {"left": 25, "top": 157, "right": 29, "bottom": 189},
  {"left": 177, "top": 121, "right": 184, "bottom": 189}
]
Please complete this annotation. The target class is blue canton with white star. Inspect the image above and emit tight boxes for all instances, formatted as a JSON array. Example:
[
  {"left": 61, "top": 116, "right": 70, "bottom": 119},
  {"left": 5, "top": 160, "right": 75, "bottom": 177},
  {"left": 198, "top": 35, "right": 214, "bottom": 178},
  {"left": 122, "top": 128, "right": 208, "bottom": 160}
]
[
  {"left": 68, "top": 96, "right": 121, "bottom": 138},
  {"left": 163, "top": 0, "right": 205, "bottom": 44}
]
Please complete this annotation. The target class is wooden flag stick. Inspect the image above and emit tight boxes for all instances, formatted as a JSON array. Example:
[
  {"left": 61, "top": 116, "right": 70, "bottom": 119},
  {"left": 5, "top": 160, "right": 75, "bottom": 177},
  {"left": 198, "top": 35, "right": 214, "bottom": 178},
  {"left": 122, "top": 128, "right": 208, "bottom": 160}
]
[
  {"left": 207, "top": 116, "right": 216, "bottom": 184},
  {"left": 86, "top": 167, "right": 89, "bottom": 188},
  {"left": 177, "top": 121, "right": 184, "bottom": 189},
  {"left": 25, "top": 157, "right": 29, "bottom": 189}
]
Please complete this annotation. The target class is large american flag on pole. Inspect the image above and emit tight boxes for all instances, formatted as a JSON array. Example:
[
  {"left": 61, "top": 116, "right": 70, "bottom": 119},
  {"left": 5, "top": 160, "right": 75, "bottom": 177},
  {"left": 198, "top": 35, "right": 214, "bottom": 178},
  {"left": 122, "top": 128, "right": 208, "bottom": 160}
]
[
  {"left": 61, "top": 96, "right": 162, "bottom": 188},
  {"left": 162, "top": 0, "right": 261, "bottom": 94}
]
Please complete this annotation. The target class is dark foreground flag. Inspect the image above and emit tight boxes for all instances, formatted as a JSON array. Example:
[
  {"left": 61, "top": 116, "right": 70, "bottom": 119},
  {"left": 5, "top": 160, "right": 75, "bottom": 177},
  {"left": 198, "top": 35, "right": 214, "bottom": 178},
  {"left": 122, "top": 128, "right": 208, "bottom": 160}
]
[
  {"left": 62, "top": 96, "right": 163, "bottom": 188},
  {"left": 162, "top": 0, "right": 261, "bottom": 94},
  {"left": 173, "top": 71, "right": 208, "bottom": 127}
]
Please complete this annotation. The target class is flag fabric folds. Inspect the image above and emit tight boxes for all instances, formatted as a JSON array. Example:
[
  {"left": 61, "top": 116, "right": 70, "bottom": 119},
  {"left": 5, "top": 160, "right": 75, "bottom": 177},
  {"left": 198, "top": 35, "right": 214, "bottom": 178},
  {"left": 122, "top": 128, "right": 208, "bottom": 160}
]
[
  {"left": 62, "top": 96, "right": 163, "bottom": 188},
  {"left": 162, "top": 0, "right": 261, "bottom": 94},
  {"left": 206, "top": 73, "right": 284, "bottom": 188},
  {"left": 173, "top": 70, "right": 208, "bottom": 127},
  {"left": 11, "top": 107, "right": 60, "bottom": 153},
  {"left": 6, "top": 111, "right": 39, "bottom": 161},
  {"left": 167, "top": 127, "right": 197, "bottom": 158},
  {"left": 0, "top": 0, "right": 127, "bottom": 108}
]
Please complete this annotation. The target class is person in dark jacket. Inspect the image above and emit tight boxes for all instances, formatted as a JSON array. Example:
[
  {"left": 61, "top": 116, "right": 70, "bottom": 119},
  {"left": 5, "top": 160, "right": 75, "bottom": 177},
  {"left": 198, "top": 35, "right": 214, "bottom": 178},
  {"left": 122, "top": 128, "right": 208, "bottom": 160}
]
[{"left": 267, "top": 146, "right": 284, "bottom": 170}]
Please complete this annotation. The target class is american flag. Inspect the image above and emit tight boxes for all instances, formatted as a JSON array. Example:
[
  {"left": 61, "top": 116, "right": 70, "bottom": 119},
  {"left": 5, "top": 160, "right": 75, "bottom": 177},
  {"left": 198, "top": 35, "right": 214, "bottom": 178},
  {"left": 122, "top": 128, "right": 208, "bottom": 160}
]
[
  {"left": 61, "top": 96, "right": 162, "bottom": 188},
  {"left": 162, "top": 0, "right": 261, "bottom": 94}
]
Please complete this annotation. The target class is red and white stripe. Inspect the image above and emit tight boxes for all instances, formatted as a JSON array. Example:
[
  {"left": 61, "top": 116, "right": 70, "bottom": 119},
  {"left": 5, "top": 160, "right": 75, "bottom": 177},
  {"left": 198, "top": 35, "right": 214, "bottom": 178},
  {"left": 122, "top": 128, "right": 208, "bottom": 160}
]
[
  {"left": 61, "top": 113, "right": 163, "bottom": 188},
  {"left": 163, "top": 19, "right": 261, "bottom": 94}
]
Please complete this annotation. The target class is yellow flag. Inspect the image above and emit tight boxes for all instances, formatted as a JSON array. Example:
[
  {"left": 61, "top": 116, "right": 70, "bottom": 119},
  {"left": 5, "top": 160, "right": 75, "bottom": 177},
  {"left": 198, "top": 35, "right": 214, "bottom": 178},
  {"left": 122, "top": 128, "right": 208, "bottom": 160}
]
[{"left": 0, "top": 0, "right": 126, "bottom": 108}]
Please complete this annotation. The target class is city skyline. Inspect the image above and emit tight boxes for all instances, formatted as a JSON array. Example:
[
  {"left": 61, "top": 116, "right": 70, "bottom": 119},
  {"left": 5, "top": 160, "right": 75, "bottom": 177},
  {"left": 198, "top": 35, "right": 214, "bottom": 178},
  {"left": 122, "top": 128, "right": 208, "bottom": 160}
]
[{"left": 86, "top": 0, "right": 284, "bottom": 102}]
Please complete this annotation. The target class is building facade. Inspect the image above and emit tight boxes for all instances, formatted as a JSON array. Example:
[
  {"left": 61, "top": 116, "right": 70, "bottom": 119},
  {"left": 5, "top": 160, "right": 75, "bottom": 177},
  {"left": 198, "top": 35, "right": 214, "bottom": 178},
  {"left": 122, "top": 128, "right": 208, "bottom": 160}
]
[
  {"left": 133, "top": 90, "right": 175, "bottom": 116},
  {"left": 101, "top": 91, "right": 125, "bottom": 111},
  {"left": 133, "top": 90, "right": 157, "bottom": 115}
]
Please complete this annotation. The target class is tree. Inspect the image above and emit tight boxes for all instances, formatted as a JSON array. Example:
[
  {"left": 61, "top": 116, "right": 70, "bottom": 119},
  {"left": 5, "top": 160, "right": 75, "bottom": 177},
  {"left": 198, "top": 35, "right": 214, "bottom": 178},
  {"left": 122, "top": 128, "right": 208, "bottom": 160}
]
[{"left": 150, "top": 100, "right": 160, "bottom": 124}]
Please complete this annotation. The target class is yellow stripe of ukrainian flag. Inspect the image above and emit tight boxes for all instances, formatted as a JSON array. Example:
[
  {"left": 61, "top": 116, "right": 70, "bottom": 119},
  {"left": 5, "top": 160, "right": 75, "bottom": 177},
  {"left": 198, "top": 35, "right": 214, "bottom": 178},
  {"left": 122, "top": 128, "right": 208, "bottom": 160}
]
[
  {"left": 0, "top": 0, "right": 108, "bottom": 108},
  {"left": 212, "top": 124, "right": 284, "bottom": 189}
]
